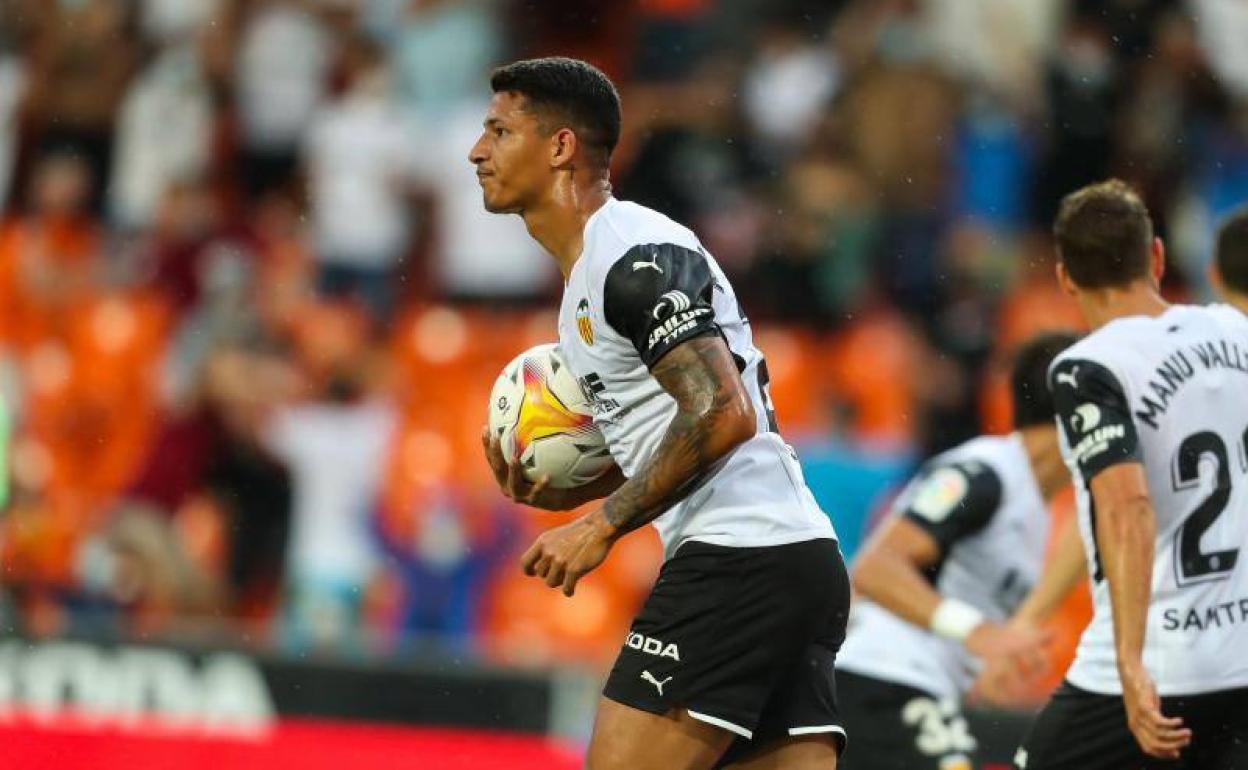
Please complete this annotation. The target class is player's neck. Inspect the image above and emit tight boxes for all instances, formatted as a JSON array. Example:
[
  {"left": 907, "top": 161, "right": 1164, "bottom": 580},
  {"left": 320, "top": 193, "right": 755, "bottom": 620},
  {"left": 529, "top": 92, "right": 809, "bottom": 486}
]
[
  {"left": 1019, "top": 427, "right": 1068, "bottom": 500},
  {"left": 1076, "top": 281, "right": 1170, "bottom": 330},
  {"left": 522, "top": 174, "right": 612, "bottom": 279}
]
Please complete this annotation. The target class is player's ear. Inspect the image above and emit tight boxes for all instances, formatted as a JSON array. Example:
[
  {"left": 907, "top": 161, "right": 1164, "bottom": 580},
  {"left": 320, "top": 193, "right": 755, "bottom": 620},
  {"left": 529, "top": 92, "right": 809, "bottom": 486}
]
[
  {"left": 550, "top": 127, "right": 578, "bottom": 169},
  {"left": 1055, "top": 260, "right": 1077, "bottom": 298},
  {"left": 1150, "top": 237, "right": 1166, "bottom": 286}
]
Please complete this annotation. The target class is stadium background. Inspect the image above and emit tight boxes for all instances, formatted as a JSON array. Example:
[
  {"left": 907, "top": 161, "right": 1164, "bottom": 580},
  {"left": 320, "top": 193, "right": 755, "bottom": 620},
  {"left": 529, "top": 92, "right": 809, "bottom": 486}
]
[{"left": 0, "top": 0, "right": 1246, "bottom": 767}]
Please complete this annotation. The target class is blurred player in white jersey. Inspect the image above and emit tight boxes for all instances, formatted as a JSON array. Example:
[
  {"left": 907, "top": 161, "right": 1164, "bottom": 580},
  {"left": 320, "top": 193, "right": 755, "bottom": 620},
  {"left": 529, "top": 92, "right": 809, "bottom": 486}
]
[
  {"left": 1015, "top": 181, "right": 1248, "bottom": 769},
  {"left": 471, "top": 58, "right": 849, "bottom": 770},
  {"left": 1212, "top": 205, "right": 1248, "bottom": 316},
  {"left": 836, "top": 333, "right": 1080, "bottom": 770}
]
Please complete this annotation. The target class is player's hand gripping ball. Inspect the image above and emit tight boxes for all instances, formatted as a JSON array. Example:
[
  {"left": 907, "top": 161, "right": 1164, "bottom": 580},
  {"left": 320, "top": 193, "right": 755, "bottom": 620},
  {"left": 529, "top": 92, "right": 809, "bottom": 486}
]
[{"left": 487, "top": 344, "right": 613, "bottom": 489}]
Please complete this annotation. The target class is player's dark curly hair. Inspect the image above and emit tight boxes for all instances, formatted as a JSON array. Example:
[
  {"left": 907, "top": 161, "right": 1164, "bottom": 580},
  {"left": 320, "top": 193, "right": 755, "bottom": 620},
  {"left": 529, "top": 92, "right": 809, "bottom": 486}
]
[
  {"left": 1012, "top": 332, "right": 1080, "bottom": 430},
  {"left": 1215, "top": 204, "right": 1248, "bottom": 295},
  {"left": 490, "top": 57, "right": 621, "bottom": 166},
  {"left": 1053, "top": 179, "right": 1154, "bottom": 289}
]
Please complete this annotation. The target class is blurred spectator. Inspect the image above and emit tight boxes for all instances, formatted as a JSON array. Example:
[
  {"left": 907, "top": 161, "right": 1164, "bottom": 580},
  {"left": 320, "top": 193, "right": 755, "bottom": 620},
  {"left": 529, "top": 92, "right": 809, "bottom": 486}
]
[
  {"left": 381, "top": 0, "right": 502, "bottom": 122},
  {"left": 128, "top": 343, "right": 293, "bottom": 624},
  {"left": 24, "top": 0, "right": 136, "bottom": 213},
  {"left": 140, "top": 180, "right": 231, "bottom": 314},
  {"left": 376, "top": 486, "right": 519, "bottom": 646},
  {"left": 1115, "top": 11, "right": 1227, "bottom": 238},
  {"left": 1194, "top": 0, "right": 1248, "bottom": 100},
  {"left": 841, "top": 59, "right": 960, "bottom": 318},
  {"left": 617, "top": 58, "right": 763, "bottom": 251},
  {"left": 235, "top": 0, "right": 334, "bottom": 200},
  {"left": 263, "top": 354, "right": 396, "bottom": 651},
  {"left": 0, "top": 153, "right": 101, "bottom": 353},
  {"left": 248, "top": 190, "right": 317, "bottom": 337},
  {"left": 139, "top": 0, "right": 224, "bottom": 45},
  {"left": 1031, "top": 11, "right": 1119, "bottom": 226},
  {"left": 923, "top": 0, "right": 1056, "bottom": 106},
  {"left": 420, "top": 100, "right": 555, "bottom": 300},
  {"left": 303, "top": 37, "right": 419, "bottom": 321},
  {"left": 952, "top": 103, "right": 1033, "bottom": 231},
  {"left": 73, "top": 503, "right": 223, "bottom": 636},
  {"left": 142, "top": 343, "right": 290, "bottom": 516},
  {"left": 741, "top": 15, "right": 840, "bottom": 158},
  {"left": 748, "top": 151, "right": 878, "bottom": 323},
  {"left": 109, "top": 42, "right": 214, "bottom": 229}
]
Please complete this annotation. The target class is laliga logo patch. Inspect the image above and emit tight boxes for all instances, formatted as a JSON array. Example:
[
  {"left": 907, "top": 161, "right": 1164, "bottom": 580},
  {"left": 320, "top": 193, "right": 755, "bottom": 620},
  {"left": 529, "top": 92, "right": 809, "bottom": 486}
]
[
  {"left": 576, "top": 298, "right": 594, "bottom": 346},
  {"left": 652, "top": 290, "right": 691, "bottom": 320},
  {"left": 910, "top": 467, "right": 969, "bottom": 523}
]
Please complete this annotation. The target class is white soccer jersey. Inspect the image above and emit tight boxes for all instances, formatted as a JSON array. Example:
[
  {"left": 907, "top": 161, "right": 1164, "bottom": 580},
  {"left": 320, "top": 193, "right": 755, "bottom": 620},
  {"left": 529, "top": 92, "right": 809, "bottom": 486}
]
[
  {"left": 556, "top": 198, "right": 835, "bottom": 558},
  {"left": 836, "top": 434, "right": 1051, "bottom": 700},
  {"left": 1049, "top": 303, "right": 1248, "bottom": 696}
]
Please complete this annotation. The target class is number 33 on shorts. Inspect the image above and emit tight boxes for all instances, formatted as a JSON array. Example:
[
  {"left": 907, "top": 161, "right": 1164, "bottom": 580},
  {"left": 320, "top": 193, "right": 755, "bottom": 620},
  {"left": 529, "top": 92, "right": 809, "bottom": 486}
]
[{"left": 902, "top": 696, "right": 976, "bottom": 768}]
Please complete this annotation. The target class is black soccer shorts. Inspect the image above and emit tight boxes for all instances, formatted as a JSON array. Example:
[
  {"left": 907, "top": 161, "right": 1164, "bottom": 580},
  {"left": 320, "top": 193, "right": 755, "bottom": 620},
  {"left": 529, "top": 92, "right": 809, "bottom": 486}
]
[
  {"left": 602, "top": 537, "right": 851, "bottom": 765},
  {"left": 1015, "top": 680, "right": 1248, "bottom": 770},
  {"left": 835, "top": 669, "right": 977, "bottom": 770}
]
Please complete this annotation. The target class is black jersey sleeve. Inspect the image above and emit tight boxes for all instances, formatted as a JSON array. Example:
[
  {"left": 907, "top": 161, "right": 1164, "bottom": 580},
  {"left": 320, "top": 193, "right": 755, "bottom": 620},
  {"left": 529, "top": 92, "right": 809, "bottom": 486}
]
[
  {"left": 900, "top": 460, "right": 1003, "bottom": 555},
  {"left": 602, "top": 243, "right": 720, "bottom": 368},
  {"left": 1048, "top": 357, "right": 1142, "bottom": 480}
]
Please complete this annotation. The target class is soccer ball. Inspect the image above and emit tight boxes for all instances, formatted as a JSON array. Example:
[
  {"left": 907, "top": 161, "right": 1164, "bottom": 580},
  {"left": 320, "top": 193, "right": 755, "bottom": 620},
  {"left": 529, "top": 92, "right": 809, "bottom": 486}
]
[{"left": 487, "top": 343, "right": 613, "bottom": 489}]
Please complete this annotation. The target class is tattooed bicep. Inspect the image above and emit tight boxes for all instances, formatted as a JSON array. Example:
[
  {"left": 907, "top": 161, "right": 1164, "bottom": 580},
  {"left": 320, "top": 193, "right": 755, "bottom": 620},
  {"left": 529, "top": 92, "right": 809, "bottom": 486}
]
[{"left": 650, "top": 333, "right": 749, "bottom": 414}]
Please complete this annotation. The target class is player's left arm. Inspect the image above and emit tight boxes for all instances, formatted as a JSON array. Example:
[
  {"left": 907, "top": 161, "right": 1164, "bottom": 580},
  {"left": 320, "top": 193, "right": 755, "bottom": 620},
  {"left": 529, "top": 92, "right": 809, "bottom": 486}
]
[
  {"left": 599, "top": 333, "right": 755, "bottom": 534},
  {"left": 520, "top": 243, "right": 756, "bottom": 596},
  {"left": 1049, "top": 357, "right": 1191, "bottom": 758}
]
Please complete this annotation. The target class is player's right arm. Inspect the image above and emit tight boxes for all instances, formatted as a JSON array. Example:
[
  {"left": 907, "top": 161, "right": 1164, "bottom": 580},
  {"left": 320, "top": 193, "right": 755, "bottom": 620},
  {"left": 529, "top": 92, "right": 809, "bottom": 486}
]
[
  {"left": 1049, "top": 357, "right": 1192, "bottom": 759},
  {"left": 1091, "top": 463, "right": 1192, "bottom": 758},
  {"left": 851, "top": 462, "right": 1048, "bottom": 666}
]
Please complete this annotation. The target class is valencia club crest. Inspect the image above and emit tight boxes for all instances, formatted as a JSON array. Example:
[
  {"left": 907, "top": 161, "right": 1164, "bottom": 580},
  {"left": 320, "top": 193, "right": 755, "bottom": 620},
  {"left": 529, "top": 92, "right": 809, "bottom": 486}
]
[{"left": 576, "top": 298, "right": 594, "bottom": 346}]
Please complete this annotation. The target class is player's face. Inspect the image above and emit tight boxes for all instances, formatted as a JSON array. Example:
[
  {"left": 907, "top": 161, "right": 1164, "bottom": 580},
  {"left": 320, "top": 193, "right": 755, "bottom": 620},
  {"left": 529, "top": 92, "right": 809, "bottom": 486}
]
[{"left": 469, "top": 92, "right": 550, "bottom": 214}]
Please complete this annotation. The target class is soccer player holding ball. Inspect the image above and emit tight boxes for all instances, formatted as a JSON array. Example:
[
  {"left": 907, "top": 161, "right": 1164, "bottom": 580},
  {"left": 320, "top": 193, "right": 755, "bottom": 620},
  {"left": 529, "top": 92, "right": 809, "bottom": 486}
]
[{"left": 475, "top": 58, "right": 850, "bottom": 770}]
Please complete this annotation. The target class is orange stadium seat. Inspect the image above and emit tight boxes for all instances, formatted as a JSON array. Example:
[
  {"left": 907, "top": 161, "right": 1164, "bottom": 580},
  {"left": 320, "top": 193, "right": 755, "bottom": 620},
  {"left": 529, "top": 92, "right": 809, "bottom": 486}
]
[
  {"left": 17, "top": 292, "right": 169, "bottom": 529},
  {"left": 821, "top": 312, "right": 922, "bottom": 443}
]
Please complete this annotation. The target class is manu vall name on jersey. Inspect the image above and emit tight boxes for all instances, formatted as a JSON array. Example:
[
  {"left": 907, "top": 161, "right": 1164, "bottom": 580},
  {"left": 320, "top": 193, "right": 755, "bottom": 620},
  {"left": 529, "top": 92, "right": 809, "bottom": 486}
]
[{"left": 1135, "top": 338, "right": 1248, "bottom": 430}]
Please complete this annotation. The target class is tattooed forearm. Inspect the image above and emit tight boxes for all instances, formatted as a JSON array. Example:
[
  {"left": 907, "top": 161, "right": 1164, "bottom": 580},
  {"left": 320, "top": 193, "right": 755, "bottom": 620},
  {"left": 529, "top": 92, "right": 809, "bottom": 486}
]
[{"left": 601, "top": 335, "right": 756, "bottom": 535}]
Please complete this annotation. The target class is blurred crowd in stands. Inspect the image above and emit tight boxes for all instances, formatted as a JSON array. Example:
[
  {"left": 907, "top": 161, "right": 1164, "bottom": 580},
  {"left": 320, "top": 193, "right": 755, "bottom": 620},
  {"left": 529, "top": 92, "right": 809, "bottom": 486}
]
[{"left": 0, "top": 0, "right": 1245, "bottom": 671}]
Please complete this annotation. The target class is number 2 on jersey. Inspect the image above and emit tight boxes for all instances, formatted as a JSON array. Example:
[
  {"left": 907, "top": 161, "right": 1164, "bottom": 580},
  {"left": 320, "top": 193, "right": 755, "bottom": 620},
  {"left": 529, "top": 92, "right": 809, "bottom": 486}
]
[{"left": 1171, "top": 424, "right": 1248, "bottom": 585}]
